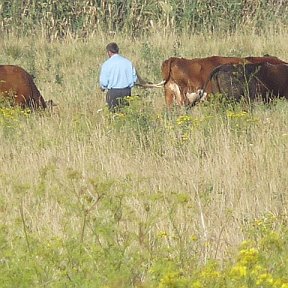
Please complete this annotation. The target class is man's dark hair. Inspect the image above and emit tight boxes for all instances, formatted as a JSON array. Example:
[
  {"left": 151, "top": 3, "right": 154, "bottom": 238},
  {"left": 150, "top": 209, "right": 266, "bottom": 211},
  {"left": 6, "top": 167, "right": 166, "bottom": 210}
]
[{"left": 106, "top": 42, "right": 119, "bottom": 54}]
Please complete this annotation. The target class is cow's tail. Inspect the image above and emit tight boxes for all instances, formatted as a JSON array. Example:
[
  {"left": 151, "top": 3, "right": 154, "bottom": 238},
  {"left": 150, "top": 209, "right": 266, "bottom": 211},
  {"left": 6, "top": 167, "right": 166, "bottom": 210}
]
[
  {"left": 161, "top": 57, "right": 175, "bottom": 82},
  {"left": 135, "top": 70, "right": 164, "bottom": 88},
  {"left": 199, "top": 65, "right": 224, "bottom": 100},
  {"left": 135, "top": 80, "right": 165, "bottom": 88}
]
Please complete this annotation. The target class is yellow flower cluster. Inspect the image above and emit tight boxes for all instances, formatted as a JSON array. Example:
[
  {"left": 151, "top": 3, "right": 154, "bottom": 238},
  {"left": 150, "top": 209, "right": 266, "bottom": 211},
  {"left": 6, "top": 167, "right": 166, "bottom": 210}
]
[
  {"left": 150, "top": 218, "right": 288, "bottom": 288},
  {"left": 200, "top": 269, "right": 221, "bottom": 279},
  {"left": 157, "top": 231, "right": 168, "bottom": 238},
  {"left": 228, "top": 260, "right": 288, "bottom": 287},
  {"left": 124, "top": 95, "right": 140, "bottom": 103},
  {"left": 181, "top": 132, "right": 189, "bottom": 141},
  {"left": 226, "top": 109, "right": 259, "bottom": 124},
  {"left": 226, "top": 110, "right": 248, "bottom": 119},
  {"left": 0, "top": 107, "right": 30, "bottom": 125},
  {"left": 191, "top": 280, "right": 202, "bottom": 288},
  {"left": 230, "top": 264, "right": 247, "bottom": 278},
  {"left": 113, "top": 112, "right": 126, "bottom": 119},
  {"left": 176, "top": 115, "right": 194, "bottom": 126},
  {"left": 256, "top": 272, "right": 274, "bottom": 286},
  {"left": 238, "top": 247, "right": 259, "bottom": 265},
  {"left": 158, "top": 271, "right": 181, "bottom": 288},
  {"left": 227, "top": 241, "right": 288, "bottom": 288}
]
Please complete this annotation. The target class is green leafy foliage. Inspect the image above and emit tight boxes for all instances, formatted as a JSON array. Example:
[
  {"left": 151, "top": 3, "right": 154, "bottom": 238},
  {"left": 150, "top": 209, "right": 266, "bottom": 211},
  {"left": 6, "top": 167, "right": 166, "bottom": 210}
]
[{"left": 0, "top": 0, "right": 287, "bottom": 38}]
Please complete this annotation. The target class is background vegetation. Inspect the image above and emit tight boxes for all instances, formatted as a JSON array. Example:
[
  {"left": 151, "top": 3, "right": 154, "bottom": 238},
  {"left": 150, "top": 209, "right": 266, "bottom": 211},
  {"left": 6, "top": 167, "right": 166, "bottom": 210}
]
[
  {"left": 1, "top": 0, "right": 288, "bottom": 39},
  {"left": 0, "top": 1, "right": 288, "bottom": 287}
]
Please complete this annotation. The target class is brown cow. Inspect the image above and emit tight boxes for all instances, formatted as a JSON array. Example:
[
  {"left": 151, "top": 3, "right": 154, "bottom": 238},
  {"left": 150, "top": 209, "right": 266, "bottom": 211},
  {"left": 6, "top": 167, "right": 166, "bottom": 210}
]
[
  {"left": 200, "top": 62, "right": 288, "bottom": 103},
  {"left": 0, "top": 65, "right": 53, "bottom": 110},
  {"left": 161, "top": 55, "right": 287, "bottom": 107}
]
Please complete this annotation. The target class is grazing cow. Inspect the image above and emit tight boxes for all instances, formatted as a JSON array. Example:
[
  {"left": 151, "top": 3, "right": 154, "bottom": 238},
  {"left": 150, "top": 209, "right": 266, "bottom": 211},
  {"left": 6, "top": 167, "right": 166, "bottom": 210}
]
[
  {"left": 160, "top": 55, "right": 287, "bottom": 107},
  {"left": 202, "top": 62, "right": 288, "bottom": 103},
  {"left": 0, "top": 65, "right": 53, "bottom": 109}
]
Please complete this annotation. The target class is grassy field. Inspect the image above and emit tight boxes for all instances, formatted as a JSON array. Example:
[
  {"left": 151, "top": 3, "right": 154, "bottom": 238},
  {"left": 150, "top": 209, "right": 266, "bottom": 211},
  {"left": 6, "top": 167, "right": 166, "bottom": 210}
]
[{"left": 0, "top": 31, "right": 288, "bottom": 287}]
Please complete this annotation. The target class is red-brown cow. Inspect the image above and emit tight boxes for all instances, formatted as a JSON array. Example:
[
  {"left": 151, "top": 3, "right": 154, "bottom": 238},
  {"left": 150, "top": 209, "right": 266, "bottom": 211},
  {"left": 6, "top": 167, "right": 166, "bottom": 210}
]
[
  {"left": 161, "top": 56, "right": 287, "bottom": 107},
  {"left": 0, "top": 65, "right": 53, "bottom": 109}
]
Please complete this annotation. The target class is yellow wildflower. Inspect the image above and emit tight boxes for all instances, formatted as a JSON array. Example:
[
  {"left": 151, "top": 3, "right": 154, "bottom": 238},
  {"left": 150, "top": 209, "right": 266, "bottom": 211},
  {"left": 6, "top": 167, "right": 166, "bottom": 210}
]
[
  {"left": 176, "top": 115, "right": 193, "bottom": 126},
  {"left": 251, "top": 265, "right": 265, "bottom": 277},
  {"left": 181, "top": 132, "right": 189, "bottom": 141},
  {"left": 158, "top": 231, "right": 168, "bottom": 238},
  {"left": 230, "top": 264, "right": 247, "bottom": 278},
  {"left": 158, "top": 271, "right": 179, "bottom": 288},
  {"left": 226, "top": 110, "right": 248, "bottom": 119},
  {"left": 200, "top": 269, "right": 221, "bottom": 279},
  {"left": 239, "top": 247, "right": 259, "bottom": 265},
  {"left": 190, "top": 235, "right": 198, "bottom": 241},
  {"left": 191, "top": 280, "right": 202, "bottom": 288},
  {"left": 256, "top": 273, "right": 274, "bottom": 286}
]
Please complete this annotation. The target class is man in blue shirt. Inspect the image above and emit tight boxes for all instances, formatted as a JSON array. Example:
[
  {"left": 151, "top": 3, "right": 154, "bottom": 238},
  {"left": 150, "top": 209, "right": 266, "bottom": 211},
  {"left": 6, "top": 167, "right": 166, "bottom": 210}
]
[{"left": 99, "top": 42, "right": 138, "bottom": 111}]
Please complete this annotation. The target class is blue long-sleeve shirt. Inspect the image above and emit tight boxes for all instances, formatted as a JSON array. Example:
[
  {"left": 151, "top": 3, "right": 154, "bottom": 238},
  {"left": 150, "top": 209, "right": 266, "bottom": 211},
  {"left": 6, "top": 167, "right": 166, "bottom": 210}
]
[{"left": 99, "top": 54, "right": 137, "bottom": 90}]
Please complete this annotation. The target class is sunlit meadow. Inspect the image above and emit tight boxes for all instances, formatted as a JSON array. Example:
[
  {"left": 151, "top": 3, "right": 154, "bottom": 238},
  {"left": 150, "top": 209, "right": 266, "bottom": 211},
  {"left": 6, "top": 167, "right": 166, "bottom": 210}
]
[{"left": 0, "top": 28, "right": 288, "bottom": 287}]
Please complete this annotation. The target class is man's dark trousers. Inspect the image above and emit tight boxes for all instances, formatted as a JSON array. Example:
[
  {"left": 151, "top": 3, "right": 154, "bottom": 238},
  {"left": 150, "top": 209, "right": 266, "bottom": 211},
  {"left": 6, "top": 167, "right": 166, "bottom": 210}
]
[{"left": 106, "top": 87, "right": 131, "bottom": 111}]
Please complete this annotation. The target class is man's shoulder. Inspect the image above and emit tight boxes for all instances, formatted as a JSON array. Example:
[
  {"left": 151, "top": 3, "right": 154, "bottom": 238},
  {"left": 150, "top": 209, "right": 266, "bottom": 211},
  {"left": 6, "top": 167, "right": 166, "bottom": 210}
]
[
  {"left": 102, "top": 54, "right": 133, "bottom": 68},
  {"left": 101, "top": 57, "right": 115, "bottom": 71},
  {"left": 117, "top": 54, "right": 133, "bottom": 64},
  {"left": 102, "top": 57, "right": 113, "bottom": 66}
]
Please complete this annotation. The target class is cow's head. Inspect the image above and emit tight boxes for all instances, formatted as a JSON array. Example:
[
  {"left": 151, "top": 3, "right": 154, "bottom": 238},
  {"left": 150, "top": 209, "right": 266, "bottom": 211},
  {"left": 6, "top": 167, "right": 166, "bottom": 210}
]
[
  {"left": 46, "top": 99, "right": 57, "bottom": 110},
  {"left": 186, "top": 89, "right": 207, "bottom": 106}
]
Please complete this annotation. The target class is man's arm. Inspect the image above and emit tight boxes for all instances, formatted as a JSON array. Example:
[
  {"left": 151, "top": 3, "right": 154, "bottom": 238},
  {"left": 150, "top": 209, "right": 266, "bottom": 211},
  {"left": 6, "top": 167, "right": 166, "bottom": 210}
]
[
  {"left": 99, "top": 64, "right": 109, "bottom": 90},
  {"left": 132, "top": 66, "right": 138, "bottom": 85}
]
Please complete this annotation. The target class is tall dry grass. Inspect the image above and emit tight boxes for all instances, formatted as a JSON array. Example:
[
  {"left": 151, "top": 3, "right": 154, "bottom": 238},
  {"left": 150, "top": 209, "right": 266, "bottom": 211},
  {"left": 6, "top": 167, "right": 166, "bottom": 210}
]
[{"left": 0, "top": 30, "right": 288, "bottom": 286}]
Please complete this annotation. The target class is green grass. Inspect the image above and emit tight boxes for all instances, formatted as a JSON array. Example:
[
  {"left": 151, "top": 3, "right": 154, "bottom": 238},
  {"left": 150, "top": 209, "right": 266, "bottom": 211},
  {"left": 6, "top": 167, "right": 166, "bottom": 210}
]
[{"left": 0, "top": 30, "right": 288, "bottom": 287}]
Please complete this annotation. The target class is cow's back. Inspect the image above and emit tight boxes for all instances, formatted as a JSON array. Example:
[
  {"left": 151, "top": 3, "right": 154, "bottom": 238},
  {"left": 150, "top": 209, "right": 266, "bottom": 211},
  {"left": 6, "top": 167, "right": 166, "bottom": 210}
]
[
  {"left": 245, "top": 56, "right": 287, "bottom": 65},
  {"left": 196, "top": 56, "right": 246, "bottom": 93},
  {"left": 0, "top": 65, "right": 47, "bottom": 109},
  {"left": 162, "top": 56, "right": 245, "bottom": 88}
]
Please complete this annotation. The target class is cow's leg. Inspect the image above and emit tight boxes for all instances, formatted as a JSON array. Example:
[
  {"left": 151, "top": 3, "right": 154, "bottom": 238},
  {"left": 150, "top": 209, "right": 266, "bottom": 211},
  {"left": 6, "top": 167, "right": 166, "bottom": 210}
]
[
  {"left": 164, "top": 83, "right": 175, "bottom": 107},
  {"left": 164, "top": 81, "right": 183, "bottom": 107}
]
